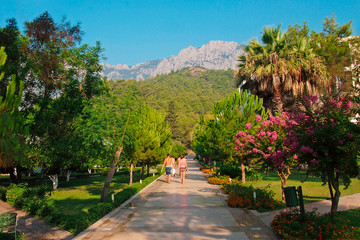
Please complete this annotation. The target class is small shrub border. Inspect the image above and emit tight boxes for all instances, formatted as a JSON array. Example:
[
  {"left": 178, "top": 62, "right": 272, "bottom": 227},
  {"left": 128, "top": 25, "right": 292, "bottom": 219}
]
[
  {"left": 207, "top": 175, "right": 280, "bottom": 211},
  {"left": 200, "top": 167, "right": 216, "bottom": 175},
  {"left": 271, "top": 208, "right": 358, "bottom": 239},
  {"left": 222, "top": 183, "right": 281, "bottom": 211},
  {"left": 208, "top": 175, "right": 241, "bottom": 185}
]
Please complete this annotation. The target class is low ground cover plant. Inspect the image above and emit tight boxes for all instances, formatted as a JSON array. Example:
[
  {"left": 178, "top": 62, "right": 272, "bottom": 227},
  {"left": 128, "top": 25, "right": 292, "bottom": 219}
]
[{"left": 271, "top": 208, "right": 359, "bottom": 239}]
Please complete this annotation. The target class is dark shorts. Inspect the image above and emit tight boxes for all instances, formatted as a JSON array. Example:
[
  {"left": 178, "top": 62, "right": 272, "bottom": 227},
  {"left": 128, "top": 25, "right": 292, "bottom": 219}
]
[{"left": 166, "top": 167, "right": 171, "bottom": 175}]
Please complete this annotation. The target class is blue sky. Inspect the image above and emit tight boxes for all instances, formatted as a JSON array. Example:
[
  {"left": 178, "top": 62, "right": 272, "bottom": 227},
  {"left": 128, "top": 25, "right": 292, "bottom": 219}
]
[{"left": 1, "top": 0, "right": 359, "bottom": 65}]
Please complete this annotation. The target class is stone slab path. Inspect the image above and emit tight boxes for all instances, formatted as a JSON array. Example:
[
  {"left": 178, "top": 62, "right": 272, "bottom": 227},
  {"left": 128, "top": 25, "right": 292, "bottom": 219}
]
[{"left": 74, "top": 156, "right": 278, "bottom": 240}]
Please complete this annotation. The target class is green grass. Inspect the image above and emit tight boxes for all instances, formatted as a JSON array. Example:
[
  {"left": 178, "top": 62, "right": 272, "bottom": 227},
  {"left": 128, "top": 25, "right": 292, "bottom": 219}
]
[
  {"left": 49, "top": 172, "right": 143, "bottom": 216},
  {"left": 244, "top": 171, "right": 360, "bottom": 204}
]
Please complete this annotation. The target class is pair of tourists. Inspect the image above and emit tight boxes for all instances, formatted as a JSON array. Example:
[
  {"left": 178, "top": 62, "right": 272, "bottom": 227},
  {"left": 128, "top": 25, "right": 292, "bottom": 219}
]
[{"left": 161, "top": 154, "right": 188, "bottom": 184}]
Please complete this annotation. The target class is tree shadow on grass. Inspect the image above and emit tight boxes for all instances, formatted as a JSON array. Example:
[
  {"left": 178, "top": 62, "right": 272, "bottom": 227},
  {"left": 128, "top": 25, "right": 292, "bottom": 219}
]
[{"left": 52, "top": 197, "right": 99, "bottom": 216}]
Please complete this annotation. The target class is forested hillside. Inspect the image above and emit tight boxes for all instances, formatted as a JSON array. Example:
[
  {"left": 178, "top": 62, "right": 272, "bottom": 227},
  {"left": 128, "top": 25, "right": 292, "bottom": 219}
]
[{"left": 109, "top": 67, "right": 237, "bottom": 145}]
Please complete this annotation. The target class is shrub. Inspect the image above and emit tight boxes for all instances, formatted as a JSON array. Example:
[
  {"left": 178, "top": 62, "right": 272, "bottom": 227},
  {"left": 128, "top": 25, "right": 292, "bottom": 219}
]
[
  {"left": 36, "top": 199, "right": 54, "bottom": 217},
  {"left": 88, "top": 202, "right": 113, "bottom": 221},
  {"left": 6, "top": 183, "right": 54, "bottom": 218},
  {"left": 61, "top": 213, "right": 90, "bottom": 234},
  {"left": 6, "top": 183, "right": 27, "bottom": 208},
  {"left": 113, "top": 187, "right": 137, "bottom": 206},
  {"left": 218, "top": 165, "right": 262, "bottom": 181},
  {"left": 221, "top": 184, "right": 281, "bottom": 210},
  {"left": 271, "top": 208, "right": 357, "bottom": 239},
  {"left": 219, "top": 164, "right": 241, "bottom": 178}
]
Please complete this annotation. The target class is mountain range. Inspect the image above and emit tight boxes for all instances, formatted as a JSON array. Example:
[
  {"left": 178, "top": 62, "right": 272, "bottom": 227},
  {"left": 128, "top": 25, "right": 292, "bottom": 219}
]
[{"left": 101, "top": 40, "right": 245, "bottom": 80}]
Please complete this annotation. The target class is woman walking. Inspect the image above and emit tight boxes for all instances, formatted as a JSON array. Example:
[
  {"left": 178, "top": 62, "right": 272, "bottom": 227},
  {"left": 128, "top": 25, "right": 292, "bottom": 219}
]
[{"left": 178, "top": 155, "right": 188, "bottom": 184}]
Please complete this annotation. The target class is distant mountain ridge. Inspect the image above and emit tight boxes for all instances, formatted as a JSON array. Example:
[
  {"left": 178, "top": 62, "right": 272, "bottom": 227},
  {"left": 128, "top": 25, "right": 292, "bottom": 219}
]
[{"left": 101, "top": 40, "right": 244, "bottom": 80}]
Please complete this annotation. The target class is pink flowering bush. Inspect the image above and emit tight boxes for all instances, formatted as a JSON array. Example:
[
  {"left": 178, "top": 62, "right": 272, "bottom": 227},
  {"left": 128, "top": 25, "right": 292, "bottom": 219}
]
[
  {"left": 235, "top": 113, "right": 300, "bottom": 198},
  {"left": 290, "top": 95, "right": 359, "bottom": 213}
]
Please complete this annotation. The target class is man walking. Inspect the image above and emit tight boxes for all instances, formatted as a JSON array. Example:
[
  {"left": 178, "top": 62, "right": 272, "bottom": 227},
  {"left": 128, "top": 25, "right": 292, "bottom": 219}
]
[{"left": 161, "top": 154, "right": 173, "bottom": 183}]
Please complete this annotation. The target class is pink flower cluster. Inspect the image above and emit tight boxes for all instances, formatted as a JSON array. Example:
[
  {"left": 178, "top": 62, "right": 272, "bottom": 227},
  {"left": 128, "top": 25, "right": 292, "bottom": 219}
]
[{"left": 235, "top": 113, "right": 300, "bottom": 168}]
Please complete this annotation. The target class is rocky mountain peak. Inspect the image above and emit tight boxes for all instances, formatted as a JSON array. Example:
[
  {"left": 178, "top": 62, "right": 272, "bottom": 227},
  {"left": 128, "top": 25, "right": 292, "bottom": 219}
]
[{"left": 101, "top": 40, "right": 244, "bottom": 80}]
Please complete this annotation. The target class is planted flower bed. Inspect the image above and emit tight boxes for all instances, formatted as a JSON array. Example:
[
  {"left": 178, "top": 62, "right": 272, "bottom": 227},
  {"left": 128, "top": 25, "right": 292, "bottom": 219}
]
[
  {"left": 207, "top": 175, "right": 280, "bottom": 211},
  {"left": 222, "top": 183, "right": 281, "bottom": 211},
  {"left": 271, "top": 208, "right": 359, "bottom": 239}
]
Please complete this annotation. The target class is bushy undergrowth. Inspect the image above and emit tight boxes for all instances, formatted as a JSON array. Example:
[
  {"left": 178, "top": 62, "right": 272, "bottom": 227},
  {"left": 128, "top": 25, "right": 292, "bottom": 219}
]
[
  {"left": 218, "top": 164, "right": 262, "bottom": 181},
  {"left": 221, "top": 183, "right": 281, "bottom": 211},
  {"left": 6, "top": 183, "right": 54, "bottom": 217},
  {"left": 271, "top": 208, "right": 358, "bottom": 239}
]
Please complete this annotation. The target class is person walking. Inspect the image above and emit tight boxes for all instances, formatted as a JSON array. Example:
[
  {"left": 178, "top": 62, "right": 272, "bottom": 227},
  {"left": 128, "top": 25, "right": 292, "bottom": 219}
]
[
  {"left": 171, "top": 155, "right": 176, "bottom": 178},
  {"left": 178, "top": 155, "right": 188, "bottom": 184},
  {"left": 161, "top": 154, "right": 173, "bottom": 183}
]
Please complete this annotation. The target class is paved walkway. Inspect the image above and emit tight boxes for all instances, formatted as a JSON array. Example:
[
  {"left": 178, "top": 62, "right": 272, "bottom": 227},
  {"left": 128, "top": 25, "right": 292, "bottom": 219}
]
[{"left": 74, "top": 156, "right": 278, "bottom": 240}]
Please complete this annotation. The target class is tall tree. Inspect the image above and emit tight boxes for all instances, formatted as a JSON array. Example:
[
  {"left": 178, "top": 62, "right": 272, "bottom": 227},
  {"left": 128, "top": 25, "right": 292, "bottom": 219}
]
[
  {"left": 237, "top": 25, "right": 328, "bottom": 114},
  {"left": 74, "top": 86, "right": 137, "bottom": 200},
  {"left": 22, "top": 11, "right": 81, "bottom": 112},
  {"left": 21, "top": 12, "right": 105, "bottom": 188},
  {"left": 0, "top": 47, "right": 27, "bottom": 180},
  {"left": 310, "top": 14, "right": 353, "bottom": 93},
  {"left": 0, "top": 18, "right": 25, "bottom": 98},
  {"left": 165, "top": 100, "right": 181, "bottom": 142},
  {"left": 212, "top": 90, "right": 268, "bottom": 183},
  {"left": 131, "top": 104, "right": 172, "bottom": 182}
]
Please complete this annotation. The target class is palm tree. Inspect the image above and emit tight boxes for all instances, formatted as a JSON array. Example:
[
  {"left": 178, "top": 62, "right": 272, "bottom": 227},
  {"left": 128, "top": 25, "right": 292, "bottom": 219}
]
[{"left": 237, "top": 25, "right": 328, "bottom": 114}]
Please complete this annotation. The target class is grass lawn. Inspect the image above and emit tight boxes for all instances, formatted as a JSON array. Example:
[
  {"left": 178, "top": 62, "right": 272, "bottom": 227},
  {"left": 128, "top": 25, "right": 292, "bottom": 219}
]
[
  {"left": 49, "top": 172, "right": 143, "bottom": 216},
  {"left": 244, "top": 171, "right": 360, "bottom": 204}
]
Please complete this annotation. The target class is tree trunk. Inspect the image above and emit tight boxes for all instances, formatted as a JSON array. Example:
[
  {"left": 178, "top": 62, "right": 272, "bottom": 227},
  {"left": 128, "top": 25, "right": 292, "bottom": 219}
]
[
  {"left": 16, "top": 166, "right": 22, "bottom": 182},
  {"left": 66, "top": 170, "right": 72, "bottom": 182},
  {"left": 49, "top": 174, "right": 59, "bottom": 190},
  {"left": 100, "top": 146, "right": 123, "bottom": 202},
  {"left": 272, "top": 75, "right": 283, "bottom": 114},
  {"left": 329, "top": 171, "right": 341, "bottom": 214},
  {"left": 141, "top": 161, "right": 145, "bottom": 180},
  {"left": 277, "top": 167, "right": 290, "bottom": 202},
  {"left": 147, "top": 164, "right": 150, "bottom": 177},
  {"left": 129, "top": 161, "right": 134, "bottom": 186},
  {"left": 240, "top": 158, "right": 246, "bottom": 184},
  {"left": 88, "top": 169, "right": 92, "bottom": 174}
]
